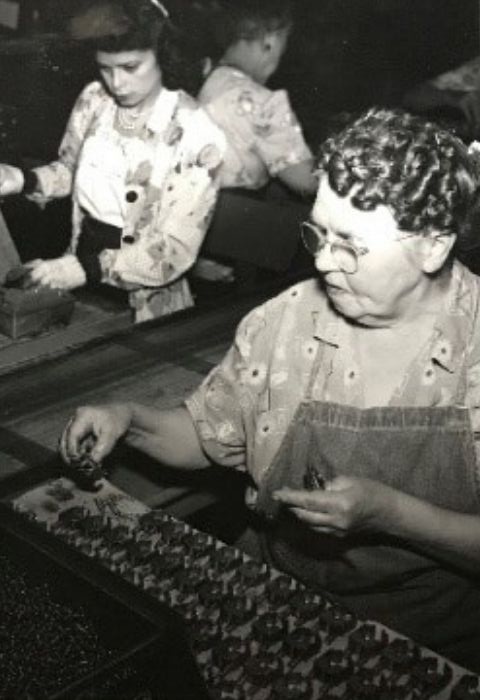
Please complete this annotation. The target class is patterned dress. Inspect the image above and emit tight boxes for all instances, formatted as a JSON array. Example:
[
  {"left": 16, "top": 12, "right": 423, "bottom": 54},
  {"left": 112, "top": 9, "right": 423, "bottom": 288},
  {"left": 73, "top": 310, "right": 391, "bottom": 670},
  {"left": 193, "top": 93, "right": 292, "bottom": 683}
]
[
  {"left": 186, "top": 261, "right": 480, "bottom": 503},
  {"left": 28, "top": 81, "right": 226, "bottom": 321},
  {"left": 198, "top": 66, "right": 312, "bottom": 190}
]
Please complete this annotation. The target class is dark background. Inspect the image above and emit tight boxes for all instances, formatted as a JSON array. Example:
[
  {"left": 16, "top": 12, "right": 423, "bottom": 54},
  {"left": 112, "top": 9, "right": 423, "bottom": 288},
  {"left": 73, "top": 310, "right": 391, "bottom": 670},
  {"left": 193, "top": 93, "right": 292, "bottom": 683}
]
[
  {"left": 1, "top": 0, "right": 478, "bottom": 160},
  {"left": 0, "top": 0, "right": 478, "bottom": 259},
  {"left": 281, "top": 0, "right": 480, "bottom": 144}
]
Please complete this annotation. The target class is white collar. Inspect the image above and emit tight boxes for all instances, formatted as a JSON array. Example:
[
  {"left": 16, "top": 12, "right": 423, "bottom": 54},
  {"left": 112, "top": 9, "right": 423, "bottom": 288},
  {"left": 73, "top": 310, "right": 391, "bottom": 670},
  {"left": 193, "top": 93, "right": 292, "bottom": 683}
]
[{"left": 146, "top": 88, "right": 179, "bottom": 134}]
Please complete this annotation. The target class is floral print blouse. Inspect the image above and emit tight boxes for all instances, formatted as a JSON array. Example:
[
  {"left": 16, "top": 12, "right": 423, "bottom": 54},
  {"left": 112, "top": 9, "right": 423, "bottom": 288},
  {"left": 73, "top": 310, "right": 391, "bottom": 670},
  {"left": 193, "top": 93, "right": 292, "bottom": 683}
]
[
  {"left": 29, "top": 81, "right": 226, "bottom": 321},
  {"left": 186, "top": 262, "right": 480, "bottom": 493},
  {"left": 198, "top": 66, "right": 312, "bottom": 190}
]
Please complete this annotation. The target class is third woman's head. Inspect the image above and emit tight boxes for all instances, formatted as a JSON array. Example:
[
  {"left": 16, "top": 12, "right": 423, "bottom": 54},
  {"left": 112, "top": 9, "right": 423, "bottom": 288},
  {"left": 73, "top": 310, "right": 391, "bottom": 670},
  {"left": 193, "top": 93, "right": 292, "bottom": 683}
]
[{"left": 212, "top": 0, "right": 293, "bottom": 84}]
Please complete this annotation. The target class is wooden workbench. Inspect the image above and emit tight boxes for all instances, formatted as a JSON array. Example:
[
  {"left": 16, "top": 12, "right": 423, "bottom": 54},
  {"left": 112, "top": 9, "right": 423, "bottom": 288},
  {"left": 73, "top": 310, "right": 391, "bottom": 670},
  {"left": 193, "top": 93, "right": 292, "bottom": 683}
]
[{"left": 0, "top": 289, "right": 269, "bottom": 520}]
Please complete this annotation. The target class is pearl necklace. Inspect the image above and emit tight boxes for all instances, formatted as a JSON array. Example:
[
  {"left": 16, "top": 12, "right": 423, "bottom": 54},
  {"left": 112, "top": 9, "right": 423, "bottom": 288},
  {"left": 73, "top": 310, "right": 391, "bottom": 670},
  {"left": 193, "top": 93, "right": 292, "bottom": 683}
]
[{"left": 116, "top": 106, "right": 149, "bottom": 133}]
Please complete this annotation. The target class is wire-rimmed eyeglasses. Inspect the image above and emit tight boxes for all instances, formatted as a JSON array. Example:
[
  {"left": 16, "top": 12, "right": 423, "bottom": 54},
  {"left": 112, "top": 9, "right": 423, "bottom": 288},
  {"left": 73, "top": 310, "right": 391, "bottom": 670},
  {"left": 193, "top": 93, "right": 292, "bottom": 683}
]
[{"left": 300, "top": 221, "right": 369, "bottom": 274}]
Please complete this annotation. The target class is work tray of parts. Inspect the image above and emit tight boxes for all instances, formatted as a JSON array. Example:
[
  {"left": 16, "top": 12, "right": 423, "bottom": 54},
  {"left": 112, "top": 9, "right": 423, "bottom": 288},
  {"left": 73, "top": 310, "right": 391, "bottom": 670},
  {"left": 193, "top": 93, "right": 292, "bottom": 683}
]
[{"left": 1, "top": 466, "right": 480, "bottom": 700}]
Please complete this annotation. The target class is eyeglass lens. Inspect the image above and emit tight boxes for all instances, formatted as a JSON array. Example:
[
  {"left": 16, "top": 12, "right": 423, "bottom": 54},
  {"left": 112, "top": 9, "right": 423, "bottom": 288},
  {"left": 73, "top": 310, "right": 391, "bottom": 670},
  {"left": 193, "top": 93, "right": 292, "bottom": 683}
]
[{"left": 301, "top": 223, "right": 358, "bottom": 273}]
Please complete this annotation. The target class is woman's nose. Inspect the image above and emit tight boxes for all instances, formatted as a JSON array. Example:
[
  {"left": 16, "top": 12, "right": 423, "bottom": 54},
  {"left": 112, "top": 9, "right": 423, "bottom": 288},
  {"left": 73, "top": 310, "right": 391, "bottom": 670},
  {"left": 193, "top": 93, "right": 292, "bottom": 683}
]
[
  {"left": 110, "top": 69, "right": 126, "bottom": 92},
  {"left": 313, "top": 243, "right": 340, "bottom": 273}
]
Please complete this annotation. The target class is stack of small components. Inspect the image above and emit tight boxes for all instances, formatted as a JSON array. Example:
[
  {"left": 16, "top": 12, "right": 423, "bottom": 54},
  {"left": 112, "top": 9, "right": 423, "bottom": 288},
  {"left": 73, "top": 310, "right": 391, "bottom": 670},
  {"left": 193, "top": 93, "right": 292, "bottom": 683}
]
[{"left": 7, "top": 477, "right": 480, "bottom": 700}]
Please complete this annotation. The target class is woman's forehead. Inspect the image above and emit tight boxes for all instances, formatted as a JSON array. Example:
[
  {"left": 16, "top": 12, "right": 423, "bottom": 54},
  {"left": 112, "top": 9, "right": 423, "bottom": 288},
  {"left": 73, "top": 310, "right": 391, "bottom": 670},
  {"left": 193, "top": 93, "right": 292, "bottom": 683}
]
[
  {"left": 311, "top": 176, "right": 400, "bottom": 241},
  {"left": 95, "top": 49, "right": 154, "bottom": 67}
]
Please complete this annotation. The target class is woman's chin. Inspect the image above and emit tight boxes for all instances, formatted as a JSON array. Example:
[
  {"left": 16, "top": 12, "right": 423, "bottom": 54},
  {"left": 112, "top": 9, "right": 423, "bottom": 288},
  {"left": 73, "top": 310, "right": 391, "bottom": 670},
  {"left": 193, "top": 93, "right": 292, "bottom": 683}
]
[
  {"left": 115, "top": 97, "right": 135, "bottom": 108},
  {"left": 327, "top": 292, "right": 374, "bottom": 324},
  {"left": 327, "top": 289, "right": 354, "bottom": 313}
]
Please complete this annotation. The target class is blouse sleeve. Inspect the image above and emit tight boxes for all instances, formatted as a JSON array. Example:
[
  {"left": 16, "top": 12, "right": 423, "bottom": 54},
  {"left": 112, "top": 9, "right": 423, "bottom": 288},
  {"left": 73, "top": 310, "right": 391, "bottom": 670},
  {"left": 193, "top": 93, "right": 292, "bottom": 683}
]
[
  {"left": 30, "top": 82, "right": 105, "bottom": 200},
  {"left": 464, "top": 302, "right": 480, "bottom": 462},
  {"left": 98, "top": 107, "right": 226, "bottom": 288},
  {"left": 184, "top": 304, "right": 270, "bottom": 469},
  {"left": 252, "top": 89, "right": 312, "bottom": 175}
]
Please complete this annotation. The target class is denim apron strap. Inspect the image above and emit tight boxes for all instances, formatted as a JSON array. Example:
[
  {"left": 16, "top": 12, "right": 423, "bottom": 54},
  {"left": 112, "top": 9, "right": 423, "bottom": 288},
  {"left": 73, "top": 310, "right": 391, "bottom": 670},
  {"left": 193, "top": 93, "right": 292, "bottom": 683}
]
[{"left": 255, "top": 338, "right": 330, "bottom": 519}]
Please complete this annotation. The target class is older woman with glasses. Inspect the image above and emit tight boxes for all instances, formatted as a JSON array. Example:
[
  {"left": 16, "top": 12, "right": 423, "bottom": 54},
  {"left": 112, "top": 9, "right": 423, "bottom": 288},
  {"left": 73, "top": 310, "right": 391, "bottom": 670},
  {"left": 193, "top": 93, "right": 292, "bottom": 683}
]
[{"left": 61, "top": 107, "right": 480, "bottom": 672}]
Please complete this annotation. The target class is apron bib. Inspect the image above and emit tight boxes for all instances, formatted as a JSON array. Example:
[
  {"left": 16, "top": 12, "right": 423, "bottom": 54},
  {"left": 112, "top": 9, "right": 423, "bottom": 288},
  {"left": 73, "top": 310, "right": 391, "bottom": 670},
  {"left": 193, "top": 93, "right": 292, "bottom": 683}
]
[{"left": 253, "top": 343, "right": 480, "bottom": 671}]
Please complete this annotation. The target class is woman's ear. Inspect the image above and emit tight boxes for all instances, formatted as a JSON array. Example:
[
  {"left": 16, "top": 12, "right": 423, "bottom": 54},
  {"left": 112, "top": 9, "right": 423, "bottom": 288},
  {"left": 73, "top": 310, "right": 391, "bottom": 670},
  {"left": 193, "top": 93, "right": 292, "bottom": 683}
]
[
  {"left": 262, "top": 31, "right": 280, "bottom": 54},
  {"left": 422, "top": 233, "right": 456, "bottom": 273}
]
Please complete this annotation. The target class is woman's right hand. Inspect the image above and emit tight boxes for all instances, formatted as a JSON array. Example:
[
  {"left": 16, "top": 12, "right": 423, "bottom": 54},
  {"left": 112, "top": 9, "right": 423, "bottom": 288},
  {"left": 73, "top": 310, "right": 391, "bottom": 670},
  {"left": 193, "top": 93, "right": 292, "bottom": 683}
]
[
  {"left": 273, "top": 475, "right": 397, "bottom": 537},
  {"left": 59, "top": 403, "right": 133, "bottom": 465},
  {"left": 0, "top": 164, "right": 24, "bottom": 196}
]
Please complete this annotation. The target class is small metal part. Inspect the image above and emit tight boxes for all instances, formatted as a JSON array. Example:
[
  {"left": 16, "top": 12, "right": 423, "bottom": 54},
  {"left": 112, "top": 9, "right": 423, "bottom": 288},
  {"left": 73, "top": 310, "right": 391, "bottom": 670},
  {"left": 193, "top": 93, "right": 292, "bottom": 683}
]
[
  {"left": 46, "top": 481, "right": 74, "bottom": 502},
  {"left": 67, "top": 434, "right": 105, "bottom": 492},
  {"left": 4, "top": 265, "right": 36, "bottom": 290},
  {"left": 303, "top": 463, "right": 326, "bottom": 491}
]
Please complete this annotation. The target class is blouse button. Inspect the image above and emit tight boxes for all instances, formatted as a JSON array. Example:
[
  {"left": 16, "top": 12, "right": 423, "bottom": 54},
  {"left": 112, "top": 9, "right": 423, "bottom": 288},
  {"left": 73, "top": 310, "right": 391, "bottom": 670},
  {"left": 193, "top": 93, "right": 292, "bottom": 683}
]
[
  {"left": 122, "top": 235, "right": 135, "bottom": 244},
  {"left": 126, "top": 190, "right": 138, "bottom": 203}
]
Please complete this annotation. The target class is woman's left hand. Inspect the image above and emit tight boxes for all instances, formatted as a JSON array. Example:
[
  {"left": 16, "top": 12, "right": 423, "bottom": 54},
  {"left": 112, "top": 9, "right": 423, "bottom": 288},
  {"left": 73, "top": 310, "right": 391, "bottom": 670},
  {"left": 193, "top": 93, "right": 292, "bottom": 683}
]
[
  {"left": 26, "top": 254, "right": 87, "bottom": 290},
  {"left": 273, "top": 475, "right": 396, "bottom": 537}
]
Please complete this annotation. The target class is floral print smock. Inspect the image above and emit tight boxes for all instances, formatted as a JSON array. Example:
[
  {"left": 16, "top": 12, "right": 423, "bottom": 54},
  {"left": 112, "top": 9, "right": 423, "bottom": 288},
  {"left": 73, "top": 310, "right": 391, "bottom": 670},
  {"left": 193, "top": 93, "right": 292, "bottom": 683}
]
[
  {"left": 185, "top": 262, "right": 480, "bottom": 501},
  {"left": 198, "top": 66, "right": 312, "bottom": 190},
  {"left": 29, "top": 81, "right": 226, "bottom": 321}
]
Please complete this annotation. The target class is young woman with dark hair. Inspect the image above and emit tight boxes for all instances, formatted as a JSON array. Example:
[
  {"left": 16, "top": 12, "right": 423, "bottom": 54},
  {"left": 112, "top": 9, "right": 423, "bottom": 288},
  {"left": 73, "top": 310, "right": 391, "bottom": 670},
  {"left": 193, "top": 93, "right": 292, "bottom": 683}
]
[{"left": 0, "top": 0, "right": 225, "bottom": 322}]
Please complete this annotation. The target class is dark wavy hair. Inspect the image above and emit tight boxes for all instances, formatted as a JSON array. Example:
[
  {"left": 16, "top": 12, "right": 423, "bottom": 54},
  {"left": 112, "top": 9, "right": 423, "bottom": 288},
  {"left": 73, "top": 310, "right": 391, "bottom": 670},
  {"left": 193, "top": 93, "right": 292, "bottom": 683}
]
[
  {"left": 68, "top": 0, "right": 207, "bottom": 94},
  {"left": 210, "top": 0, "right": 293, "bottom": 55},
  {"left": 318, "top": 107, "right": 480, "bottom": 253}
]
